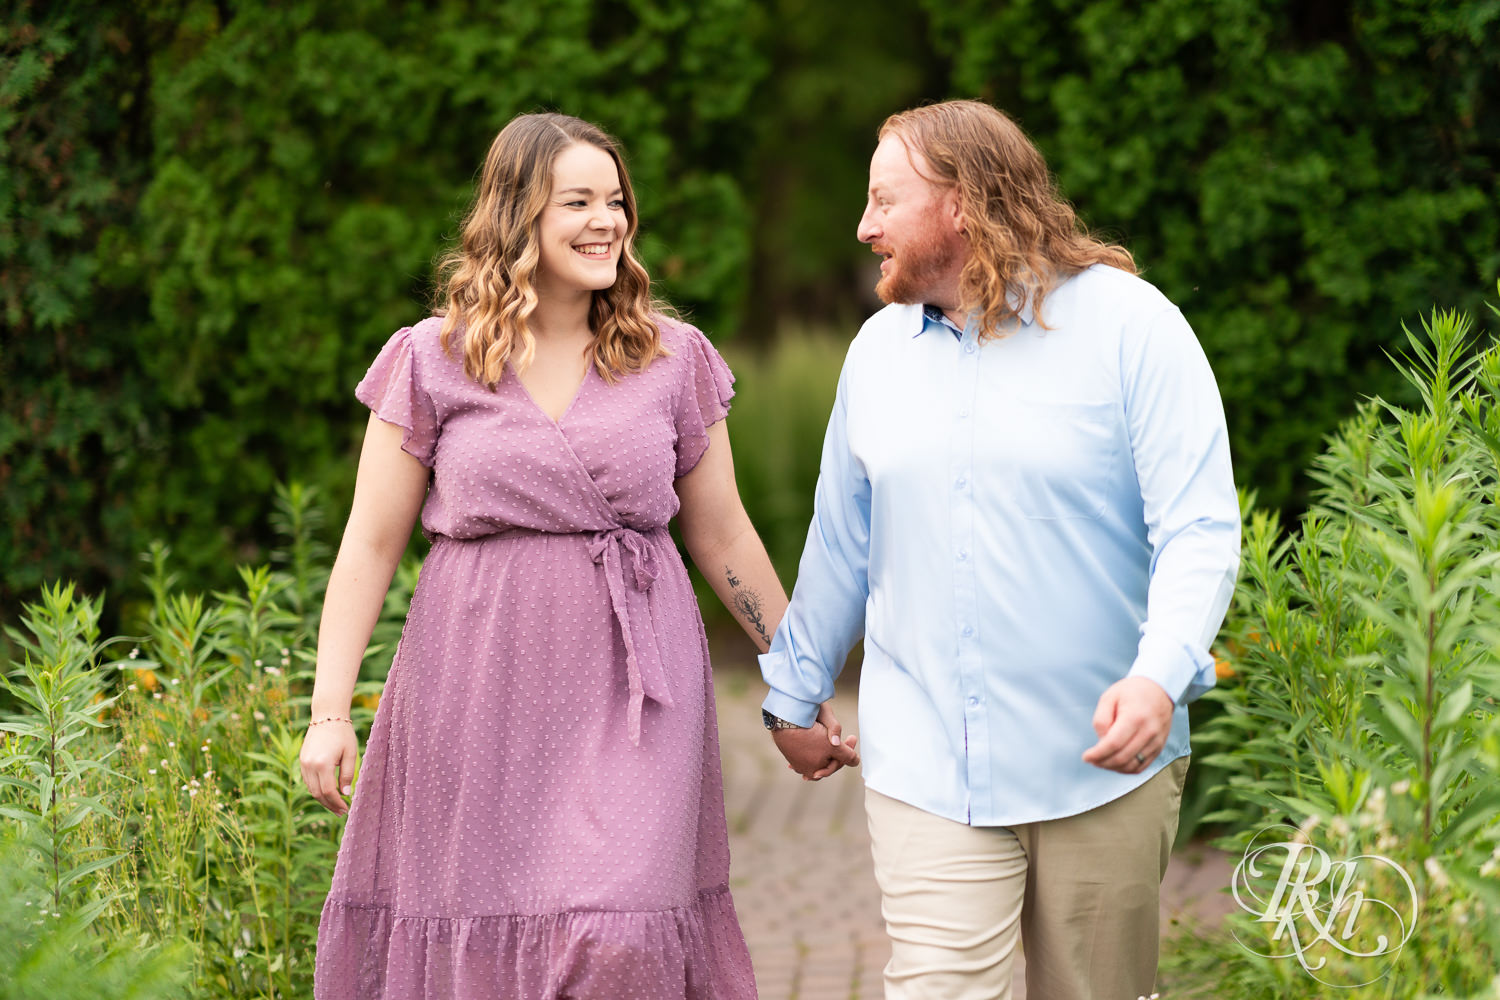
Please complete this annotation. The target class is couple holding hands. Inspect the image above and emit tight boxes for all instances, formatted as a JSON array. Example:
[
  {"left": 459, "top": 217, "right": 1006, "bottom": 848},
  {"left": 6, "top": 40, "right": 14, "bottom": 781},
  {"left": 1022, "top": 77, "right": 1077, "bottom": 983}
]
[{"left": 301, "top": 99, "right": 1239, "bottom": 1000}]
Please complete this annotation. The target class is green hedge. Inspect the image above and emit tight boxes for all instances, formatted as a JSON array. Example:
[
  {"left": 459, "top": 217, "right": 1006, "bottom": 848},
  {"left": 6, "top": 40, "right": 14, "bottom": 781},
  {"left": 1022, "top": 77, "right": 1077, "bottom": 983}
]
[
  {"left": 922, "top": 0, "right": 1500, "bottom": 512},
  {"left": 6, "top": 0, "right": 1498, "bottom": 626},
  {"left": 1, "top": 0, "right": 766, "bottom": 615}
]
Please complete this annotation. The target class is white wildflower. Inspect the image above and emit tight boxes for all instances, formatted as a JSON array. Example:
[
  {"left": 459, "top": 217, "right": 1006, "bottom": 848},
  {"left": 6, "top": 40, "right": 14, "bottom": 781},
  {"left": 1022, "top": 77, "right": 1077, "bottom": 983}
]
[
  {"left": 265, "top": 665, "right": 282, "bottom": 676},
  {"left": 1424, "top": 856, "right": 1449, "bottom": 890},
  {"left": 128, "top": 648, "right": 139, "bottom": 659},
  {"left": 1391, "top": 779, "right": 1411, "bottom": 796}
]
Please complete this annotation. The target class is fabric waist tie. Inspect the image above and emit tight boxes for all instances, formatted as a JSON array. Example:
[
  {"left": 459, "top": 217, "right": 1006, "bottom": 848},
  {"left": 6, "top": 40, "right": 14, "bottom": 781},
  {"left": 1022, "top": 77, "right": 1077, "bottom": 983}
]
[{"left": 587, "top": 525, "right": 674, "bottom": 746}]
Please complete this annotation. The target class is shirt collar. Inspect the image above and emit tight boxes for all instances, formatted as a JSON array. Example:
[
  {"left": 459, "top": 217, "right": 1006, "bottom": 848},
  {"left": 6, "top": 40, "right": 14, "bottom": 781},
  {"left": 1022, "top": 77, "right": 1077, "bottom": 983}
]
[{"left": 913, "top": 291, "right": 1036, "bottom": 339}]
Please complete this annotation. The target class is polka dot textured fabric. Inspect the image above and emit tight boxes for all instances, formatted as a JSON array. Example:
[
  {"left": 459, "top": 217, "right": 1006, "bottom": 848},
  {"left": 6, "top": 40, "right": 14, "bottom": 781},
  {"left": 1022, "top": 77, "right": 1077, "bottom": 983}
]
[{"left": 314, "top": 316, "right": 757, "bottom": 999}]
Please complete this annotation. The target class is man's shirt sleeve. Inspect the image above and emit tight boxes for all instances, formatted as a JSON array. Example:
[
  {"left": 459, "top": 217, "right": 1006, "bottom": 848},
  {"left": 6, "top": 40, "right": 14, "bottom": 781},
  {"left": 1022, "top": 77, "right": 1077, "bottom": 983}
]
[
  {"left": 1121, "top": 306, "right": 1241, "bottom": 705},
  {"left": 758, "top": 359, "right": 872, "bottom": 726}
]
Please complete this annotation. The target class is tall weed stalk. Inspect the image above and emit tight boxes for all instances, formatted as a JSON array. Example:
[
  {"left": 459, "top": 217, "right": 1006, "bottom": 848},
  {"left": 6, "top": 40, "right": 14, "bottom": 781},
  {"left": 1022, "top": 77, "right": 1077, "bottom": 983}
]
[
  {"left": 1178, "top": 298, "right": 1500, "bottom": 996},
  {"left": 1, "top": 484, "right": 394, "bottom": 998}
]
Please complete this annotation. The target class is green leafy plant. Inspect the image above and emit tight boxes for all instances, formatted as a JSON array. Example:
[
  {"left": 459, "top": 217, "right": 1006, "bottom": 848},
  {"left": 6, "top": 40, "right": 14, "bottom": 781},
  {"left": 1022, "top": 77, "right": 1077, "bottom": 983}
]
[
  {"left": 1174, "top": 291, "right": 1500, "bottom": 996},
  {"left": 0, "top": 828, "right": 194, "bottom": 1000},
  {"left": 0, "top": 583, "right": 129, "bottom": 925},
  {"left": 0, "top": 486, "right": 394, "bottom": 998}
]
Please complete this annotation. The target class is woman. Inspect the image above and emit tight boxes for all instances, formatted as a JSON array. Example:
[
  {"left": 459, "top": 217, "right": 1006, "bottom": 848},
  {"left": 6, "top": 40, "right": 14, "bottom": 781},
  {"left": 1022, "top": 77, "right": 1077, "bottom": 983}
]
[{"left": 299, "top": 113, "right": 855, "bottom": 1000}]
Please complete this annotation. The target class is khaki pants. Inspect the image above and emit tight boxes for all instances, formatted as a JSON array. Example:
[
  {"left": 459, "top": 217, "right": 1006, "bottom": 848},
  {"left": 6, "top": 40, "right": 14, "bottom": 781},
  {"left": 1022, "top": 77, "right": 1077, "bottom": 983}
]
[{"left": 864, "top": 757, "right": 1189, "bottom": 1000}]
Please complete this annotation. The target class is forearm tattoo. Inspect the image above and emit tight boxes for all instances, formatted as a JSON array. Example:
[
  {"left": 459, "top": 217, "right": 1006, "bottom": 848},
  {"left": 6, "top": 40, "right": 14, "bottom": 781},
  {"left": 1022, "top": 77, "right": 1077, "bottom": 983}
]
[{"left": 726, "top": 565, "right": 772, "bottom": 649}]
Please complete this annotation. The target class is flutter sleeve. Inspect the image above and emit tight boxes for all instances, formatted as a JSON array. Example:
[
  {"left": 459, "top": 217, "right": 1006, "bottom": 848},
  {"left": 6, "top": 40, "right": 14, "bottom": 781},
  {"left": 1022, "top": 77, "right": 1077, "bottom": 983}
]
[
  {"left": 355, "top": 325, "right": 440, "bottom": 468},
  {"left": 672, "top": 321, "right": 736, "bottom": 478}
]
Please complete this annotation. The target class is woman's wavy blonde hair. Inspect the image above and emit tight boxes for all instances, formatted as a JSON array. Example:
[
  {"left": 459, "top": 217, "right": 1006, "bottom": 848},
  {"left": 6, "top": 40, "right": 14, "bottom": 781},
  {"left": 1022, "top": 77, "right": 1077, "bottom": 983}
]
[
  {"left": 880, "top": 100, "right": 1136, "bottom": 339},
  {"left": 434, "top": 113, "right": 668, "bottom": 387}
]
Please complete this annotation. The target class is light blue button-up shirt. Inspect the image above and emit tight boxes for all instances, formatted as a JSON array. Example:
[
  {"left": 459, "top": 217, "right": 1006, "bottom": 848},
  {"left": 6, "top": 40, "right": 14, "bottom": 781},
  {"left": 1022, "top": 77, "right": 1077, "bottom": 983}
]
[{"left": 758, "top": 264, "right": 1240, "bottom": 826}]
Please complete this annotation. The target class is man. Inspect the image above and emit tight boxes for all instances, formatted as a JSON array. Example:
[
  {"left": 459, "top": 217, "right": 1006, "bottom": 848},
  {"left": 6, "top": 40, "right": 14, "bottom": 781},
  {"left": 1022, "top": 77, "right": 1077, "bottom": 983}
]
[{"left": 758, "top": 100, "right": 1240, "bottom": 999}]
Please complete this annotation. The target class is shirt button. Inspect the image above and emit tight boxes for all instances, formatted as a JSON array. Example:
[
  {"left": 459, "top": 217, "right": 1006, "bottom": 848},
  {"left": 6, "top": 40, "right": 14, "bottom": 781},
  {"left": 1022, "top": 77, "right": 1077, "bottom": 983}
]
[
  {"left": 961, "top": 625, "right": 974, "bottom": 637},
  {"left": 957, "top": 550, "right": 968, "bottom": 561},
  {"left": 956, "top": 477, "right": 967, "bottom": 489},
  {"left": 967, "top": 696, "right": 980, "bottom": 708},
  {"left": 959, "top": 407, "right": 970, "bottom": 418},
  {"left": 964, "top": 343, "right": 976, "bottom": 354}
]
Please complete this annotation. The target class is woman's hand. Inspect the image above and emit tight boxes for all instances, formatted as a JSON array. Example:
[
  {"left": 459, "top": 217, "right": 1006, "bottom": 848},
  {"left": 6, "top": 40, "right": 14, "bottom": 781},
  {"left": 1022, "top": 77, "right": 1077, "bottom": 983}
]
[{"left": 300, "top": 722, "right": 361, "bottom": 816}]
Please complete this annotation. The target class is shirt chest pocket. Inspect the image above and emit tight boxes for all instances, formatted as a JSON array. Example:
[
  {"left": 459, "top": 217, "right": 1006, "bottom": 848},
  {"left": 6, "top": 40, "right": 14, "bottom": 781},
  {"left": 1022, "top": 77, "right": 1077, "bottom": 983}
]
[{"left": 990, "top": 399, "right": 1119, "bottom": 520}]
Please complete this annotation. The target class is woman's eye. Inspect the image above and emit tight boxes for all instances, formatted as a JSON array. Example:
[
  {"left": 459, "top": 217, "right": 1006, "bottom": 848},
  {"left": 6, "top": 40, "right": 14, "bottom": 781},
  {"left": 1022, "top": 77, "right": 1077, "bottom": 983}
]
[{"left": 609, "top": 200, "right": 625, "bottom": 209}]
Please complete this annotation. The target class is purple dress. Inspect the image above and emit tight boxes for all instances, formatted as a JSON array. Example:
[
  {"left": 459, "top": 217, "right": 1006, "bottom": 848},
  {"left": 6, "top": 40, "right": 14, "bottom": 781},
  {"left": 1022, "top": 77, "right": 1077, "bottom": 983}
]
[{"left": 314, "top": 315, "right": 757, "bottom": 999}]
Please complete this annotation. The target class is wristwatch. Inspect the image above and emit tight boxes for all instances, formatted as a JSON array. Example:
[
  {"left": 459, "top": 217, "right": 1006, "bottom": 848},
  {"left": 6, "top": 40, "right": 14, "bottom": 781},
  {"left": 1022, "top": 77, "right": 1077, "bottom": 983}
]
[{"left": 762, "top": 709, "right": 808, "bottom": 731}]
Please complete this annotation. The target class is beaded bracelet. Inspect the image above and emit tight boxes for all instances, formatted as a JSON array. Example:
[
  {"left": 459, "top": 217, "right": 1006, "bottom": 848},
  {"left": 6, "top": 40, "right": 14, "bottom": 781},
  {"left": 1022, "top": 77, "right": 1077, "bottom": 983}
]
[{"left": 308, "top": 716, "right": 353, "bottom": 727}]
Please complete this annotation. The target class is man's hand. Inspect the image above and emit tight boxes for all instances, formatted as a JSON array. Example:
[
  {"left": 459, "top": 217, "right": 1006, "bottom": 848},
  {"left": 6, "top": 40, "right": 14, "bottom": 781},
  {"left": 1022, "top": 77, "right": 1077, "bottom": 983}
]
[
  {"left": 771, "top": 702, "right": 860, "bottom": 781},
  {"left": 1082, "top": 677, "right": 1174, "bottom": 773}
]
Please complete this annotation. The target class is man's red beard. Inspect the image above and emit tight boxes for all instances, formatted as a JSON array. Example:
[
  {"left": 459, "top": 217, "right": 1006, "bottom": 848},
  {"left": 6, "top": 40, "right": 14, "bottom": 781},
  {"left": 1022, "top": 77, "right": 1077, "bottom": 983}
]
[{"left": 874, "top": 229, "right": 960, "bottom": 305}]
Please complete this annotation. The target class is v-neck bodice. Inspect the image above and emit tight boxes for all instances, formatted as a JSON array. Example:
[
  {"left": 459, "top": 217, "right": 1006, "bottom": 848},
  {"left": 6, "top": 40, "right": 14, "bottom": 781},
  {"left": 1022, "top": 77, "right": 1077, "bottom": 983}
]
[
  {"left": 508, "top": 356, "right": 594, "bottom": 426},
  {"left": 355, "top": 315, "right": 733, "bottom": 543}
]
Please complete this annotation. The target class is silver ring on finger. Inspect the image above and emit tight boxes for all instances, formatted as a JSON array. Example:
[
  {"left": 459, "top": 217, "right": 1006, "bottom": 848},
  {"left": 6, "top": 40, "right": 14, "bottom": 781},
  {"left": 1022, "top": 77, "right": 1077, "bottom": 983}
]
[{"left": 1134, "top": 751, "right": 1147, "bottom": 765}]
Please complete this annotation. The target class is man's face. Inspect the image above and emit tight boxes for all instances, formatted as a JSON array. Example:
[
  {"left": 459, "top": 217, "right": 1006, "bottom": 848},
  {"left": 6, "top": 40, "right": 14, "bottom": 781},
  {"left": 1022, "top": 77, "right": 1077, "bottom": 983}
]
[{"left": 856, "top": 134, "right": 965, "bottom": 309}]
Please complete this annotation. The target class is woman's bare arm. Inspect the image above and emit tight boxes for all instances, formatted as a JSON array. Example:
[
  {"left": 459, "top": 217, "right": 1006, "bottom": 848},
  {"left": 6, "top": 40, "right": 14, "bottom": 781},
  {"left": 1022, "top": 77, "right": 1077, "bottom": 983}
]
[
  {"left": 301, "top": 415, "right": 429, "bottom": 813},
  {"left": 675, "top": 420, "right": 859, "bottom": 779}
]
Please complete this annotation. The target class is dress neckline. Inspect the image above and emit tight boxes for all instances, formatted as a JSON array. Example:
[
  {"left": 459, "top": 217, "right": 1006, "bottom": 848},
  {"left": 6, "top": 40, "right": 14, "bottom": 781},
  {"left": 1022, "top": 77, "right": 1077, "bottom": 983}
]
[{"left": 508, "top": 359, "right": 593, "bottom": 425}]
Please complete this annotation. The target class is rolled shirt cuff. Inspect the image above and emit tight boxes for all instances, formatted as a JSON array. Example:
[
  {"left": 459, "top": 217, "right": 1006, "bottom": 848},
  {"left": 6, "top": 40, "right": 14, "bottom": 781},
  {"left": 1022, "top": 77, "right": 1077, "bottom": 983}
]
[
  {"left": 759, "top": 684, "right": 821, "bottom": 729},
  {"left": 1128, "top": 632, "right": 1217, "bottom": 706}
]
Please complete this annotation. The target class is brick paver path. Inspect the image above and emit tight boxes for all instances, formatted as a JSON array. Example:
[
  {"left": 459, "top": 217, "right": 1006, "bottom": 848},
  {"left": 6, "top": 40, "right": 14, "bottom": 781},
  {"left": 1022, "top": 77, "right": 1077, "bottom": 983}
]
[{"left": 712, "top": 665, "right": 1236, "bottom": 1000}]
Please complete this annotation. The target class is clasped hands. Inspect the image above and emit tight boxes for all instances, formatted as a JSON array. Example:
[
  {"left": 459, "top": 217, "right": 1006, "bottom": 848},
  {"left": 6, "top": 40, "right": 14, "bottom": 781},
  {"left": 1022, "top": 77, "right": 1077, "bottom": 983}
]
[
  {"left": 771, "top": 677, "right": 1174, "bottom": 783},
  {"left": 770, "top": 702, "right": 861, "bottom": 781}
]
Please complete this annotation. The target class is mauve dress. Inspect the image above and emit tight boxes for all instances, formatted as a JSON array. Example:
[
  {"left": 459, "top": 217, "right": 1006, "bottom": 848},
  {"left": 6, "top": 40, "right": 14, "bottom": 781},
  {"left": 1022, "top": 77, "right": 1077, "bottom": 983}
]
[{"left": 314, "top": 315, "right": 758, "bottom": 1000}]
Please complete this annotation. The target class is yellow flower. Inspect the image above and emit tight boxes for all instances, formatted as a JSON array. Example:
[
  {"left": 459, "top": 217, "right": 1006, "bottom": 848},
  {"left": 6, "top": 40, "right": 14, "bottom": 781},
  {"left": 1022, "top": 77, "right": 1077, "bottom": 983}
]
[
  {"left": 134, "top": 668, "right": 160, "bottom": 691},
  {"left": 1215, "top": 657, "right": 1237, "bottom": 680},
  {"left": 356, "top": 691, "right": 382, "bottom": 711}
]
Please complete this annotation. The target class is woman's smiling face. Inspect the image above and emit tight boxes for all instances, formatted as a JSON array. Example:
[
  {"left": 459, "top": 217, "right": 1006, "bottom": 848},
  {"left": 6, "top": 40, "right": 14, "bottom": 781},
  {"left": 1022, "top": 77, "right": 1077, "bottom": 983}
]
[{"left": 534, "top": 142, "right": 628, "bottom": 301}]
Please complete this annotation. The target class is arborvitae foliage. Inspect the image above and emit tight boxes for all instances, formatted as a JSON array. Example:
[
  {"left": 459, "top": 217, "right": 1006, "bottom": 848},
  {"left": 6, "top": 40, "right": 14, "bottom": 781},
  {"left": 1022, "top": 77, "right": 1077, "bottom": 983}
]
[
  {"left": 923, "top": 0, "right": 1500, "bottom": 513},
  {"left": 2, "top": 0, "right": 767, "bottom": 616}
]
